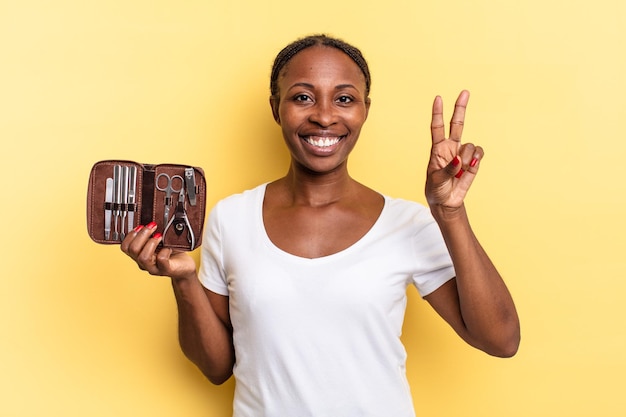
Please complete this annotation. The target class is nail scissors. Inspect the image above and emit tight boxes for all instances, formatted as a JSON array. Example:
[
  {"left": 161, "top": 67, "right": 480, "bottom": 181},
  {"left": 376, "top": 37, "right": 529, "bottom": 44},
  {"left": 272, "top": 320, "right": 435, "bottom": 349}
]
[
  {"left": 163, "top": 187, "right": 195, "bottom": 248},
  {"left": 156, "top": 173, "right": 184, "bottom": 227}
]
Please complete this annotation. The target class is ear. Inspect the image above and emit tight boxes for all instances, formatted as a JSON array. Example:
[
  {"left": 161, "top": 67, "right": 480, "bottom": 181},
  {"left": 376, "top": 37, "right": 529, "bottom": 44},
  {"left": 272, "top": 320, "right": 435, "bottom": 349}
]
[{"left": 269, "top": 96, "right": 281, "bottom": 124}]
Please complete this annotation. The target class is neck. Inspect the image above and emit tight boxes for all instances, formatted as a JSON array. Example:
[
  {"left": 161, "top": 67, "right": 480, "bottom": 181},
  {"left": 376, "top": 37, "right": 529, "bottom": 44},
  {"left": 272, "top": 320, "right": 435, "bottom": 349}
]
[{"left": 280, "top": 164, "right": 356, "bottom": 208}]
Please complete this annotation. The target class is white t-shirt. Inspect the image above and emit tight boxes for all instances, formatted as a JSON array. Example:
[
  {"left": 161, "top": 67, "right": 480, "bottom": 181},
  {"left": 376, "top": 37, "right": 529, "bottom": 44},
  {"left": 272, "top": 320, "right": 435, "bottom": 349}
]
[{"left": 199, "top": 184, "right": 455, "bottom": 417}]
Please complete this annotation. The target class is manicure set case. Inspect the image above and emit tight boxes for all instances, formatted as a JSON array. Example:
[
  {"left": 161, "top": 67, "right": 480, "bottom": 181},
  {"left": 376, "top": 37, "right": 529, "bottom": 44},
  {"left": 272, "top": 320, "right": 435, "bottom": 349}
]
[{"left": 87, "top": 160, "right": 207, "bottom": 251}]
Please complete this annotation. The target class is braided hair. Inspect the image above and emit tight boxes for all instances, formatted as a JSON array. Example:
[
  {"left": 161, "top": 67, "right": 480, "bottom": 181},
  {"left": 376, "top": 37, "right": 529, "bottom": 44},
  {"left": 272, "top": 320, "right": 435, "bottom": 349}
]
[{"left": 270, "top": 34, "right": 371, "bottom": 99}]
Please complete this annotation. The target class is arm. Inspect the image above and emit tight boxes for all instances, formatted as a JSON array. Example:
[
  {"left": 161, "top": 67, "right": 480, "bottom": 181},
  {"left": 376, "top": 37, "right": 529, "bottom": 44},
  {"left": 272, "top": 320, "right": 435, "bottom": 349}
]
[
  {"left": 425, "top": 206, "right": 520, "bottom": 357},
  {"left": 171, "top": 277, "right": 235, "bottom": 384},
  {"left": 423, "top": 91, "right": 520, "bottom": 357},
  {"left": 121, "top": 223, "right": 235, "bottom": 384}
]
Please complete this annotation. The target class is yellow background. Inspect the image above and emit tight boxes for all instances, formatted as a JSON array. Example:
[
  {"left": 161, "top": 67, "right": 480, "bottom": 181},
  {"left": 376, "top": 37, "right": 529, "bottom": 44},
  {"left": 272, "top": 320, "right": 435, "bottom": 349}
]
[{"left": 1, "top": 0, "right": 625, "bottom": 416}]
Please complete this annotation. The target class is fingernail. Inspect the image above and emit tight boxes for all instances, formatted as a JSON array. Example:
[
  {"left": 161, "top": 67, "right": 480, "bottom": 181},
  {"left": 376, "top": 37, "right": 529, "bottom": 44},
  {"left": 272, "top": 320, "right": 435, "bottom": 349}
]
[
  {"left": 470, "top": 158, "right": 478, "bottom": 167},
  {"left": 455, "top": 169, "right": 465, "bottom": 178},
  {"left": 153, "top": 232, "right": 162, "bottom": 239},
  {"left": 452, "top": 156, "right": 461, "bottom": 167},
  {"left": 133, "top": 225, "right": 144, "bottom": 232},
  {"left": 147, "top": 221, "right": 157, "bottom": 229}
]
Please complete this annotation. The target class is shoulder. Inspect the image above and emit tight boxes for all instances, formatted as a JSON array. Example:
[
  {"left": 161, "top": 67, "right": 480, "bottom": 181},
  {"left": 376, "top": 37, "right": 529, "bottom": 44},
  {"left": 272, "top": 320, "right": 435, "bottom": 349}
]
[
  {"left": 214, "top": 183, "right": 267, "bottom": 211},
  {"left": 382, "top": 195, "right": 431, "bottom": 219},
  {"left": 377, "top": 195, "right": 441, "bottom": 236},
  {"left": 207, "top": 183, "right": 266, "bottom": 230},
  {"left": 205, "top": 183, "right": 267, "bottom": 245}
]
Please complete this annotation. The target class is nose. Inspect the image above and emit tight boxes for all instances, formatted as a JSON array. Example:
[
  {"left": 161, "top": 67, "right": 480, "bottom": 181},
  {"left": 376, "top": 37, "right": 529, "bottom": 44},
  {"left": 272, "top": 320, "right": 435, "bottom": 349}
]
[{"left": 308, "top": 100, "right": 337, "bottom": 127}]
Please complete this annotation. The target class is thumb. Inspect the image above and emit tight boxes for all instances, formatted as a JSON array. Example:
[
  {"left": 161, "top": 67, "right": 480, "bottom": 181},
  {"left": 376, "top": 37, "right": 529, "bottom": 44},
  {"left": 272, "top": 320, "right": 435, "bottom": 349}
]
[
  {"left": 155, "top": 247, "right": 174, "bottom": 273},
  {"left": 445, "top": 156, "right": 464, "bottom": 179}
]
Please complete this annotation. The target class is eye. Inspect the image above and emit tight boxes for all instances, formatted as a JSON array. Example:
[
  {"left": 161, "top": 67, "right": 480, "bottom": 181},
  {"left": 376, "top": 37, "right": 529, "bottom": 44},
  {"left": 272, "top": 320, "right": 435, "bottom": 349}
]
[
  {"left": 336, "top": 95, "right": 354, "bottom": 104},
  {"left": 294, "top": 94, "right": 312, "bottom": 102}
]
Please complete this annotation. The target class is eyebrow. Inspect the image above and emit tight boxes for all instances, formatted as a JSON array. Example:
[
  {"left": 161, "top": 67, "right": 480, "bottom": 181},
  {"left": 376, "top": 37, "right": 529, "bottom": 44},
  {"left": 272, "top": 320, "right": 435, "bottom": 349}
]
[{"left": 287, "top": 82, "right": 359, "bottom": 91}]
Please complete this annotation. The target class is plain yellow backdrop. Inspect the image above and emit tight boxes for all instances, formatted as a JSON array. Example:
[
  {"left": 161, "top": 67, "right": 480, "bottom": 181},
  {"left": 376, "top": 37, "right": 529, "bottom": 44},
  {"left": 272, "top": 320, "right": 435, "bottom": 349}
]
[{"left": 1, "top": 0, "right": 625, "bottom": 416}]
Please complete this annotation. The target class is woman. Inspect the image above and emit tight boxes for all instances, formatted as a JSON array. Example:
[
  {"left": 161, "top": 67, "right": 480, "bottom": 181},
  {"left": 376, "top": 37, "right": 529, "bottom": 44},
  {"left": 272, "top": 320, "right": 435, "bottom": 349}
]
[{"left": 122, "top": 34, "right": 520, "bottom": 417}]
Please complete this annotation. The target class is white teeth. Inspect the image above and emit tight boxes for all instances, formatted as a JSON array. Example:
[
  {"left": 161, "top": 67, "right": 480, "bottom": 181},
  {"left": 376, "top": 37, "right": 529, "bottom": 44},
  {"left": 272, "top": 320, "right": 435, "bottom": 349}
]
[{"left": 306, "top": 137, "right": 340, "bottom": 147}]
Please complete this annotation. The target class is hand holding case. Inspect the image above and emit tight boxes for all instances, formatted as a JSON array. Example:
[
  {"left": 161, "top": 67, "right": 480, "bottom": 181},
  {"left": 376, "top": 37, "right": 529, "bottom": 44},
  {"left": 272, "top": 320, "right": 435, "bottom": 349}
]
[{"left": 87, "top": 160, "right": 206, "bottom": 251}]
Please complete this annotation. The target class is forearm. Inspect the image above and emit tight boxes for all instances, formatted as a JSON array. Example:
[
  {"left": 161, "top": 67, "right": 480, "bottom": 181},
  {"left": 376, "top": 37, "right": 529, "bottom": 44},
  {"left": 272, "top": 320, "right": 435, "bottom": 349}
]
[
  {"left": 171, "top": 275, "right": 235, "bottom": 384},
  {"left": 432, "top": 204, "right": 520, "bottom": 357}
]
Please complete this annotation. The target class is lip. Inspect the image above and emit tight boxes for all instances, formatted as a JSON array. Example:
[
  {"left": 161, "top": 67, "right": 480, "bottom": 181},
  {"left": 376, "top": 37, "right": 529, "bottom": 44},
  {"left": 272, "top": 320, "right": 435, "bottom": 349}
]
[{"left": 300, "top": 135, "right": 345, "bottom": 153}]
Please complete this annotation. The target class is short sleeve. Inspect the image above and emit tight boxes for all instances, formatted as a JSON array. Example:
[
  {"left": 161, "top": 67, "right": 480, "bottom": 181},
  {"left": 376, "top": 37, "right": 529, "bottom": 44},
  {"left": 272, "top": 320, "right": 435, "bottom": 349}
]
[
  {"left": 198, "top": 202, "right": 229, "bottom": 296},
  {"left": 410, "top": 209, "right": 455, "bottom": 297}
]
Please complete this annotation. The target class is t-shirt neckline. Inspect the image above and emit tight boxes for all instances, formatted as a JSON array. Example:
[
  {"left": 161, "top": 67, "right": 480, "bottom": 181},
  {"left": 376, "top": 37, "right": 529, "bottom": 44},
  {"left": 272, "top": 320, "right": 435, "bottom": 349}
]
[{"left": 256, "top": 183, "right": 388, "bottom": 262}]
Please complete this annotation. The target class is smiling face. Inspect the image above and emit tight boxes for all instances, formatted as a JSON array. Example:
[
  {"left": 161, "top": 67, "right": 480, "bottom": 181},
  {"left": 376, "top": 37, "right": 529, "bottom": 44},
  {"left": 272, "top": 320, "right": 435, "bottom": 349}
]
[{"left": 270, "top": 45, "right": 371, "bottom": 176}]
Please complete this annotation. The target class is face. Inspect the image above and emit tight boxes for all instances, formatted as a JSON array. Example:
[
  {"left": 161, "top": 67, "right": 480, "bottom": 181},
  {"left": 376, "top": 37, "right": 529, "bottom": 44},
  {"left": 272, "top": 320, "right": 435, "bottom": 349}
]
[{"left": 270, "top": 45, "right": 371, "bottom": 176}]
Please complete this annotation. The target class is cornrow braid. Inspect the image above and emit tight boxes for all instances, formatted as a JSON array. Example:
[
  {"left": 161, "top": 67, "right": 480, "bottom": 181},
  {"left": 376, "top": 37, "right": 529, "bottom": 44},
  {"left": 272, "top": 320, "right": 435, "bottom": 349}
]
[{"left": 270, "top": 34, "right": 371, "bottom": 98}]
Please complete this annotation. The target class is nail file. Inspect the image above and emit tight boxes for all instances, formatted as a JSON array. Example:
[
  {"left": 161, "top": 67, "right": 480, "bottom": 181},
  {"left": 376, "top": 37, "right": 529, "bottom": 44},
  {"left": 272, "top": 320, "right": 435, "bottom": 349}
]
[
  {"left": 113, "top": 165, "right": 122, "bottom": 241},
  {"left": 104, "top": 178, "right": 113, "bottom": 240},
  {"left": 120, "top": 166, "right": 129, "bottom": 240}
]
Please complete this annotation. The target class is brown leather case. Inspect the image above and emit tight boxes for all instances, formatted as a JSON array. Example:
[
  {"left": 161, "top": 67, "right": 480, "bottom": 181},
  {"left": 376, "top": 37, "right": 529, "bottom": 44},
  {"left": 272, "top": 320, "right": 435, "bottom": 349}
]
[{"left": 87, "top": 160, "right": 206, "bottom": 251}]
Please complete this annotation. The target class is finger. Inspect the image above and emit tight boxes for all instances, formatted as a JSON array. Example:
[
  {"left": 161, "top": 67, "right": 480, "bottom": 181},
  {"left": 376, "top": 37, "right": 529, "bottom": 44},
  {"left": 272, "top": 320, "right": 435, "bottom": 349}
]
[
  {"left": 444, "top": 155, "right": 463, "bottom": 178},
  {"left": 431, "top": 95, "right": 446, "bottom": 145},
  {"left": 454, "top": 144, "right": 483, "bottom": 179},
  {"left": 449, "top": 90, "right": 470, "bottom": 142},
  {"left": 120, "top": 223, "right": 147, "bottom": 254},
  {"left": 444, "top": 144, "right": 476, "bottom": 179},
  {"left": 135, "top": 232, "right": 164, "bottom": 275},
  {"left": 126, "top": 222, "right": 158, "bottom": 257},
  {"left": 458, "top": 143, "right": 476, "bottom": 165},
  {"left": 466, "top": 145, "right": 484, "bottom": 175}
]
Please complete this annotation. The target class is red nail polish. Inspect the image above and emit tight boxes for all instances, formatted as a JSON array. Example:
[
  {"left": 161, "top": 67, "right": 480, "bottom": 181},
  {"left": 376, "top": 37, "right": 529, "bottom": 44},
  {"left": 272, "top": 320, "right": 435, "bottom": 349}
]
[
  {"left": 455, "top": 169, "right": 464, "bottom": 178},
  {"left": 470, "top": 158, "right": 478, "bottom": 167},
  {"left": 147, "top": 221, "right": 157, "bottom": 229},
  {"left": 452, "top": 156, "right": 461, "bottom": 167},
  {"left": 153, "top": 232, "right": 162, "bottom": 239},
  {"left": 133, "top": 225, "right": 144, "bottom": 232}
]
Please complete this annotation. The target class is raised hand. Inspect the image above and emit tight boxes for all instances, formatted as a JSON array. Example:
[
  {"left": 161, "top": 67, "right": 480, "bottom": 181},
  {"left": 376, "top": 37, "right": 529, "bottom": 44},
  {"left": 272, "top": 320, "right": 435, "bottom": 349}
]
[
  {"left": 425, "top": 90, "right": 484, "bottom": 209},
  {"left": 120, "top": 222, "right": 198, "bottom": 281}
]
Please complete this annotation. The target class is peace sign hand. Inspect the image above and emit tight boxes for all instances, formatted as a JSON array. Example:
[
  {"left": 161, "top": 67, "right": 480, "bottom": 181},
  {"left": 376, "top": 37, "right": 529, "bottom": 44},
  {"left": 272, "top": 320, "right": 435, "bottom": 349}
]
[{"left": 425, "top": 90, "right": 484, "bottom": 210}]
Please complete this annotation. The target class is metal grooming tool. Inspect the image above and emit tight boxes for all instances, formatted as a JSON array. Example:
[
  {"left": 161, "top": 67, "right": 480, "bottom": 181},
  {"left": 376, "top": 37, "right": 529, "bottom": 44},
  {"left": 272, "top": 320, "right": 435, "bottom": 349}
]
[
  {"left": 156, "top": 173, "right": 184, "bottom": 227},
  {"left": 104, "top": 178, "right": 113, "bottom": 240},
  {"left": 127, "top": 166, "right": 137, "bottom": 233},
  {"left": 184, "top": 167, "right": 197, "bottom": 206},
  {"left": 112, "top": 165, "right": 122, "bottom": 241},
  {"left": 163, "top": 187, "right": 195, "bottom": 248},
  {"left": 120, "top": 166, "right": 129, "bottom": 240}
]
